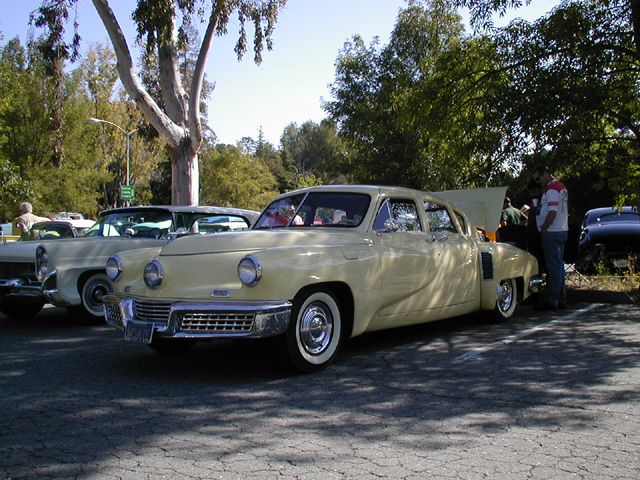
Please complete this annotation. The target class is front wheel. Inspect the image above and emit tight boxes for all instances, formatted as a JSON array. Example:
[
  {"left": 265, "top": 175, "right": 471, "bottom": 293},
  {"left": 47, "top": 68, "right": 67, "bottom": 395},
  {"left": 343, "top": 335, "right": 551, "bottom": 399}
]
[
  {"left": 286, "top": 287, "right": 342, "bottom": 373},
  {"left": 488, "top": 278, "right": 517, "bottom": 322},
  {"left": 79, "top": 273, "right": 114, "bottom": 319}
]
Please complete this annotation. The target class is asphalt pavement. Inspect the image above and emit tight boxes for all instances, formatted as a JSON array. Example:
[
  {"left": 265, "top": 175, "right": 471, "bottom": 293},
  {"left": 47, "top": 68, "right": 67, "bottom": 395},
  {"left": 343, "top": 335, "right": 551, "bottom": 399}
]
[{"left": 1, "top": 297, "right": 639, "bottom": 479}]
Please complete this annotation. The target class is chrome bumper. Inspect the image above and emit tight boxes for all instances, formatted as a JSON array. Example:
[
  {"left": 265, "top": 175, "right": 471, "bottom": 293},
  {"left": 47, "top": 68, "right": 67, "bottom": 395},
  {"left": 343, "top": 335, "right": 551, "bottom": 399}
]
[
  {"left": 528, "top": 274, "right": 545, "bottom": 294},
  {"left": 0, "top": 278, "right": 42, "bottom": 295},
  {"left": 39, "top": 269, "right": 72, "bottom": 307},
  {"left": 103, "top": 293, "right": 292, "bottom": 340}
]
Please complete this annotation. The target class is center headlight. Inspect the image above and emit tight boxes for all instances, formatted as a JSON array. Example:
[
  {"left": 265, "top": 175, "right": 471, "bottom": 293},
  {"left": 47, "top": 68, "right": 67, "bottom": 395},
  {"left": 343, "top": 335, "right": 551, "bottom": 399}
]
[
  {"left": 36, "top": 245, "right": 49, "bottom": 281},
  {"left": 144, "top": 260, "right": 164, "bottom": 289},
  {"left": 106, "top": 255, "right": 123, "bottom": 281},
  {"left": 238, "top": 255, "right": 262, "bottom": 287}
]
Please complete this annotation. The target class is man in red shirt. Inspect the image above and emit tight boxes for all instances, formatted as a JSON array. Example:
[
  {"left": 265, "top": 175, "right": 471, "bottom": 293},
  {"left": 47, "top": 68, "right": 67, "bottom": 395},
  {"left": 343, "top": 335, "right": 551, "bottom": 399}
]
[{"left": 532, "top": 165, "right": 569, "bottom": 310}]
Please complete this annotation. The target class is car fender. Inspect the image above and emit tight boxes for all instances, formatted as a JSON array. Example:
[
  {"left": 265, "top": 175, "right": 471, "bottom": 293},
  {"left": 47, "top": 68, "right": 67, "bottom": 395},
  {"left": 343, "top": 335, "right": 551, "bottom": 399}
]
[{"left": 478, "top": 242, "right": 539, "bottom": 310}]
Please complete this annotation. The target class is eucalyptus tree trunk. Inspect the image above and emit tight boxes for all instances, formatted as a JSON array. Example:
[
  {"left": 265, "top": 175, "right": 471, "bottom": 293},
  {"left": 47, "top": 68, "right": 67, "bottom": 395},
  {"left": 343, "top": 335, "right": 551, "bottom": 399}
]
[
  {"left": 87, "top": 0, "right": 284, "bottom": 205},
  {"left": 90, "top": 0, "right": 212, "bottom": 205}
]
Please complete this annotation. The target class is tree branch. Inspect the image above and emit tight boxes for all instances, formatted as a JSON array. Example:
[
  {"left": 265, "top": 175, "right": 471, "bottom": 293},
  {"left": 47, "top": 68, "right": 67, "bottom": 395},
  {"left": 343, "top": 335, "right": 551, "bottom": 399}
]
[{"left": 90, "top": 0, "right": 183, "bottom": 146}]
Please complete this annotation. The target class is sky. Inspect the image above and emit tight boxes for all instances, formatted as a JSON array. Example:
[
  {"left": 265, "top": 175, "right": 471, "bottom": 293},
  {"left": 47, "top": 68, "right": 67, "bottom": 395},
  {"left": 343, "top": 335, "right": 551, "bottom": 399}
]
[{"left": 1, "top": 0, "right": 559, "bottom": 146}]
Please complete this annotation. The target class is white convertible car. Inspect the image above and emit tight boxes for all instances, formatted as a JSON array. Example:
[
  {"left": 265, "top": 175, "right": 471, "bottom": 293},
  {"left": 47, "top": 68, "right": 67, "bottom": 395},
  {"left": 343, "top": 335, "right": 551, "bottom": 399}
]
[
  {"left": 103, "top": 185, "right": 542, "bottom": 372},
  {"left": 0, "top": 206, "right": 258, "bottom": 320}
]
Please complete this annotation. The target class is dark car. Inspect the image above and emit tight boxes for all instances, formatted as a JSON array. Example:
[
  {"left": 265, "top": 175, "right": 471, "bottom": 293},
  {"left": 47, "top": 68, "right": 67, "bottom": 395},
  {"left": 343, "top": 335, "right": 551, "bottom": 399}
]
[{"left": 578, "top": 206, "right": 640, "bottom": 273}]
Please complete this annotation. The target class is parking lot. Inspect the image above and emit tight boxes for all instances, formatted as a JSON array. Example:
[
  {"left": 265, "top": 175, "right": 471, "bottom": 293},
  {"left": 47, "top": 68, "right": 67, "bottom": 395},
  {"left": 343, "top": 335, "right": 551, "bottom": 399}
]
[{"left": 1, "top": 298, "right": 639, "bottom": 479}]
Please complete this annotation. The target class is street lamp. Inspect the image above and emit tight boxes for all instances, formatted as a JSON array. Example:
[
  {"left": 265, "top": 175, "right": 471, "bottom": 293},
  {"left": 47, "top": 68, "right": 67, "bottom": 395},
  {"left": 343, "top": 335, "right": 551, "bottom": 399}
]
[{"left": 88, "top": 117, "right": 137, "bottom": 189}]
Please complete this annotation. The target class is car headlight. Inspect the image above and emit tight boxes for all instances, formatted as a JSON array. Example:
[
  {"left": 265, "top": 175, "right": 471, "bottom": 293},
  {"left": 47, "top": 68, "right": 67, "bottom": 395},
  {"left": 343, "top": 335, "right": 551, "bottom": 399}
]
[
  {"left": 144, "top": 260, "right": 164, "bottom": 289},
  {"left": 238, "top": 255, "right": 262, "bottom": 287},
  {"left": 36, "top": 246, "right": 49, "bottom": 281},
  {"left": 106, "top": 255, "right": 123, "bottom": 282}
]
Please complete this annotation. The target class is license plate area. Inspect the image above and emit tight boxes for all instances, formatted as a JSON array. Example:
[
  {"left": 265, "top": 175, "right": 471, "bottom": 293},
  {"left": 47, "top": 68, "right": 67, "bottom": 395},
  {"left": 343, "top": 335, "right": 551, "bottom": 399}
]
[{"left": 124, "top": 320, "right": 154, "bottom": 344}]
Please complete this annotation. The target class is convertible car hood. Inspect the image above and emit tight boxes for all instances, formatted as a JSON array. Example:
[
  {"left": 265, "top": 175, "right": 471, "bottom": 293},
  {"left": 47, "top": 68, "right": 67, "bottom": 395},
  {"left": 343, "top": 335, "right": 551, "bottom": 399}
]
[
  {"left": 437, "top": 186, "right": 507, "bottom": 233},
  {"left": 160, "top": 229, "right": 369, "bottom": 256}
]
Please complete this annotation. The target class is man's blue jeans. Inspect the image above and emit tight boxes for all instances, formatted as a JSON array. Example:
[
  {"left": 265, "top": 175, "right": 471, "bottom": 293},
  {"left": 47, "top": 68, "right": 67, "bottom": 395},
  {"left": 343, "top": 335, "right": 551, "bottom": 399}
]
[{"left": 540, "top": 230, "right": 568, "bottom": 306}]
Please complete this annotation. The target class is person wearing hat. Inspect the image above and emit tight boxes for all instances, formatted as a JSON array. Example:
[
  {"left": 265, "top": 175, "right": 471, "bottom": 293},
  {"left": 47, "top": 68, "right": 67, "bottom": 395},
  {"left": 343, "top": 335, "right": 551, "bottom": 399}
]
[{"left": 532, "top": 165, "right": 569, "bottom": 311}]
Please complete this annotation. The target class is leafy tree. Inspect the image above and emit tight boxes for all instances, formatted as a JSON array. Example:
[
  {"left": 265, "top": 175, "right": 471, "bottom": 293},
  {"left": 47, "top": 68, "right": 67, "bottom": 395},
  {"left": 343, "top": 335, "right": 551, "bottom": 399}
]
[
  {"left": 32, "top": 0, "right": 287, "bottom": 206},
  {"left": 200, "top": 143, "right": 278, "bottom": 211},
  {"left": 326, "top": 0, "right": 511, "bottom": 190},
  {"left": 279, "top": 120, "right": 350, "bottom": 185},
  {"left": 460, "top": 0, "right": 640, "bottom": 207}
]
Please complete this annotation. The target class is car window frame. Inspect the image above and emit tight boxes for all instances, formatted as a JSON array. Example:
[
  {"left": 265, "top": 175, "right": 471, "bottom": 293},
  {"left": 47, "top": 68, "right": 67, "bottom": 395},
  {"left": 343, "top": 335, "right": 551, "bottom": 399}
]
[
  {"left": 423, "top": 201, "right": 459, "bottom": 234},
  {"left": 373, "top": 198, "right": 423, "bottom": 233}
]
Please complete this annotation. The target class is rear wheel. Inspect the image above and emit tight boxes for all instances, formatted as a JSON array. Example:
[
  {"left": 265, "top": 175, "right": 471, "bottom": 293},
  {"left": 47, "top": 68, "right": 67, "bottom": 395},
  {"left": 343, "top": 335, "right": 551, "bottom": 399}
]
[
  {"left": 286, "top": 287, "right": 342, "bottom": 373},
  {"left": 0, "top": 300, "right": 45, "bottom": 318},
  {"left": 488, "top": 278, "right": 517, "bottom": 322}
]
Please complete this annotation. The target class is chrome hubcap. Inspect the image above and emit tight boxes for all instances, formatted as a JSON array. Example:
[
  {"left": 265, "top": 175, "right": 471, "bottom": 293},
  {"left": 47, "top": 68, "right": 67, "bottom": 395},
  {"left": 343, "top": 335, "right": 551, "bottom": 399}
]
[
  {"left": 497, "top": 280, "right": 513, "bottom": 312},
  {"left": 299, "top": 302, "right": 333, "bottom": 355}
]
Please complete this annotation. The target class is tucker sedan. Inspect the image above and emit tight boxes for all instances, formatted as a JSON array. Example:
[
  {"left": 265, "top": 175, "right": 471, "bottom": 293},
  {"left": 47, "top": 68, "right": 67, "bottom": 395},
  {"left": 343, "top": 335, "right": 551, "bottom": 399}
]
[
  {"left": 578, "top": 206, "right": 640, "bottom": 273},
  {"left": 0, "top": 206, "right": 258, "bottom": 320},
  {"left": 103, "top": 185, "right": 542, "bottom": 372}
]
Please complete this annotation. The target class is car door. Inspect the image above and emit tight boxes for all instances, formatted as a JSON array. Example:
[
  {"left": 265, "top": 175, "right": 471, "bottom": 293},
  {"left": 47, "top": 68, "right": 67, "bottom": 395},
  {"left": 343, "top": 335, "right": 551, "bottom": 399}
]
[
  {"left": 422, "top": 201, "right": 480, "bottom": 308},
  {"left": 374, "top": 197, "right": 445, "bottom": 318}
]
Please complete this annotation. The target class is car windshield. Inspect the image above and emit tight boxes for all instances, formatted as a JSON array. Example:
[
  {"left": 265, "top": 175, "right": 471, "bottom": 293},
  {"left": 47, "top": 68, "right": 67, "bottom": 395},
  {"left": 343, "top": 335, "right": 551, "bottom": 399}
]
[
  {"left": 253, "top": 192, "right": 371, "bottom": 229},
  {"left": 83, "top": 210, "right": 253, "bottom": 239},
  {"left": 21, "top": 223, "right": 76, "bottom": 241},
  {"left": 83, "top": 211, "right": 175, "bottom": 239}
]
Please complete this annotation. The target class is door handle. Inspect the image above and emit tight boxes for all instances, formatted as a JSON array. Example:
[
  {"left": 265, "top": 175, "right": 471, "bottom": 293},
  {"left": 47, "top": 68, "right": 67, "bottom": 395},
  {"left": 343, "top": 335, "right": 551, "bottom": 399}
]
[{"left": 427, "top": 234, "right": 448, "bottom": 242}]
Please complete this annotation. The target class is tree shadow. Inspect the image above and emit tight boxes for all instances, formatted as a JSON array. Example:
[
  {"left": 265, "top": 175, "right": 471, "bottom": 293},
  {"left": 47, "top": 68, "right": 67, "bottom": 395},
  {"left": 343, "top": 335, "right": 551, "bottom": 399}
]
[{"left": 1, "top": 303, "right": 639, "bottom": 478}]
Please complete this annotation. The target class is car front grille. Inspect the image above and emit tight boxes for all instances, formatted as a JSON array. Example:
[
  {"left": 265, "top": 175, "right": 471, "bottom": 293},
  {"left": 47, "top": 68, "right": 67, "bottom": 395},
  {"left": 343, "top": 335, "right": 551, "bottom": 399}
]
[
  {"left": 133, "top": 300, "right": 172, "bottom": 326},
  {"left": 104, "top": 302, "right": 122, "bottom": 324},
  {"left": 0, "top": 262, "right": 36, "bottom": 281},
  {"left": 179, "top": 313, "right": 255, "bottom": 334}
]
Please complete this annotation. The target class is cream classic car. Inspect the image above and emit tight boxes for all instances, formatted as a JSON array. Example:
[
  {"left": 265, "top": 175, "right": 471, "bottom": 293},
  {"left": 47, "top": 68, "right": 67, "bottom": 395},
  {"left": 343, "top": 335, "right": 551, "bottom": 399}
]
[
  {"left": 103, "top": 185, "right": 542, "bottom": 372},
  {"left": 0, "top": 206, "right": 258, "bottom": 320}
]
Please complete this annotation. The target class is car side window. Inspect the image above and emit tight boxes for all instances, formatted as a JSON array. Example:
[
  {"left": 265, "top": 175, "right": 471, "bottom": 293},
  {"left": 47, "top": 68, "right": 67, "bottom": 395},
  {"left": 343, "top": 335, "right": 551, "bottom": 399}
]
[
  {"left": 373, "top": 198, "right": 423, "bottom": 232},
  {"left": 424, "top": 201, "right": 457, "bottom": 233},
  {"left": 454, "top": 211, "right": 468, "bottom": 235}
]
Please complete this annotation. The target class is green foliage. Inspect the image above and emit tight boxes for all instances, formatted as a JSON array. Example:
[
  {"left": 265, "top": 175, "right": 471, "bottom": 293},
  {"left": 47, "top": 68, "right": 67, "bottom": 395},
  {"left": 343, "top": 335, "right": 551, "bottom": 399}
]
[
  {"left": 279, "top": 120, "right": 351, "bottom": 185},
  {"left": 326, "top": 0, "right": 514, "bottom": 190},
  {"left": 485, "top": 1, "right": 640, "bottom": 211},
  {"left": 200, "top": 144, "right": 279, "bottom": 211},
  {"left": 133, "top": 0, "right": 287, "bottom": 64}
]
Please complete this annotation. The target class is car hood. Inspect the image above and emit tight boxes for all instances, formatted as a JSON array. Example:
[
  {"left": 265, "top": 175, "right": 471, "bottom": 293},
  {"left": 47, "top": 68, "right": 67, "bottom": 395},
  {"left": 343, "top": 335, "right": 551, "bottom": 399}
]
[
  {"left": 159, "top": 229, "right": 370, "bottom": 256},
  {"left": 0, "top": 241, "right": 40, "bottom": 262},
  {"left": 436, "top": 186, "right": 507, "bottom": 233}
]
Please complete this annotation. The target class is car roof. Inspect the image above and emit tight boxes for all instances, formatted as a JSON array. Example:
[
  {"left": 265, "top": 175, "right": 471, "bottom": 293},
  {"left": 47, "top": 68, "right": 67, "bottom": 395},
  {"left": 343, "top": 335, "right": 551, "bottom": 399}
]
[
  {"left": 267, "top": 184, "right": 507, "bottom": 232},
  {"left": 585, "top": 206, "right": 639, "bottom": 216},
  {"left": 98, "top": 205, "right": 259, "bottom": 221}
]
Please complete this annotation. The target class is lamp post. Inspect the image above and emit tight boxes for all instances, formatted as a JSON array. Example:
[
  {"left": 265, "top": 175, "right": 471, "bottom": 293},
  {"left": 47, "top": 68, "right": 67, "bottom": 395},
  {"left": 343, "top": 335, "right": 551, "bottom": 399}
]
[{"left": 88, "top": 117, "right": 137, "bottom": 204}]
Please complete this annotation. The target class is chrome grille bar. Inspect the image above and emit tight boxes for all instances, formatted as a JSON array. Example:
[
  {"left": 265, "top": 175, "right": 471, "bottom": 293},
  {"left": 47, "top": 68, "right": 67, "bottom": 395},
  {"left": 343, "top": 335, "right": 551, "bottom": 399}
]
[
  {"left": 133, "top": 300, "right": 172, "bottom": 325},
  {"left": 180, "top": 313, "right": 254, "bottom": 334}
]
